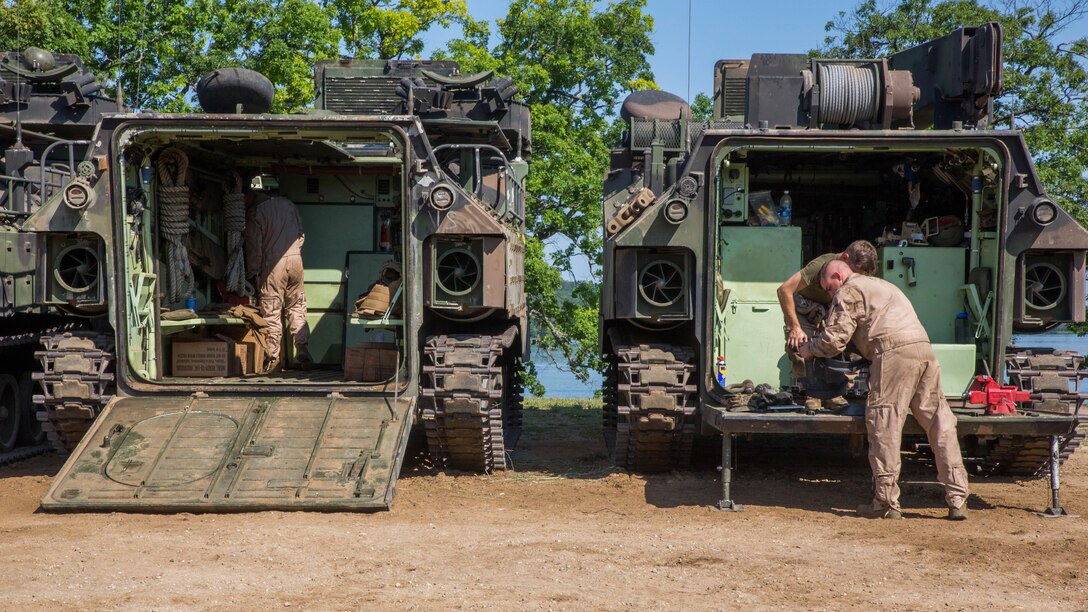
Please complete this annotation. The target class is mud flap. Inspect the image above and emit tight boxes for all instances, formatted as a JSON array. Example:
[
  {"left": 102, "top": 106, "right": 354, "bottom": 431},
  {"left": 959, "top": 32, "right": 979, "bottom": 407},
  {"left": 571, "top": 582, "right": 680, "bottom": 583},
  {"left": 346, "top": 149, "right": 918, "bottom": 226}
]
[{"left": 41, "top": 394, "right": 414, "bottom": 512}]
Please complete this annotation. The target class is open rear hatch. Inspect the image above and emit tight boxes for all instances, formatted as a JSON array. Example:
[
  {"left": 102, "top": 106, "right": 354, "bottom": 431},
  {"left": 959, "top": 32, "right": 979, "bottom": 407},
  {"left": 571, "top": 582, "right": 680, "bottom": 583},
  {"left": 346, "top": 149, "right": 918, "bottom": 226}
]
[{"left": 42, "top": 394, "right": 413, "bottom": 511}]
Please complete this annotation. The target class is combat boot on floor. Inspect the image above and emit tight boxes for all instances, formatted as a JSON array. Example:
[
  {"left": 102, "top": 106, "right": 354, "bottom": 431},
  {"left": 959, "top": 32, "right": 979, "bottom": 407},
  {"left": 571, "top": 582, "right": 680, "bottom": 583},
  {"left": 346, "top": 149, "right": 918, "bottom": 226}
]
[
  {"left": 295, "top": 345, "right": 315, "bottom": 371},
  {"left": 947, "top": 503, "right": 968, "bottom": 521},
  {"left": 823, "top": 396, "right": 850, "bottom": 411},
  {"left": 856, "top": 503, "right": 903, "bottom": 519}
]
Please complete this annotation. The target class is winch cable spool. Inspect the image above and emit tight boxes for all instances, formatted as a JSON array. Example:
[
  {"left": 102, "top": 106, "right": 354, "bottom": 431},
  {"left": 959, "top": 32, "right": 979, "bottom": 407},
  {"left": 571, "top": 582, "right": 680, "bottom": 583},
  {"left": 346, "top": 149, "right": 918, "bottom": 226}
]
[
  {"left": 223, "top": 171, "right": 250, "bottom": 296},
  {"left": 818, "top": 63, "right": 880, "bottom": 126},
  {"left": 157, "top": 147, "right": 195, "bottom": 304}
]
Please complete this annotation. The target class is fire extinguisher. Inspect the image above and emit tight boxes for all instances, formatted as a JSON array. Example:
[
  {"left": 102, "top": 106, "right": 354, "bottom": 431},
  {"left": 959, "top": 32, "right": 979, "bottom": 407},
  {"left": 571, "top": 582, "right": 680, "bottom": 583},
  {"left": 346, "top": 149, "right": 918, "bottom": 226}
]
[{"left": 379, "top": 217, "right": 392, "bottom": 252}]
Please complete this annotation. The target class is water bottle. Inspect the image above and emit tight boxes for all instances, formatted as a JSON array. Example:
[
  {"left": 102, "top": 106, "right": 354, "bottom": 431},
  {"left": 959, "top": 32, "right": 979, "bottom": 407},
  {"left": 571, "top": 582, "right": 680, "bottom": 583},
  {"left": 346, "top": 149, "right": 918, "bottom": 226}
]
[
  {"left": 778, "top": 190, "right": 792, "bottom": 226},
  {"left": 185, "top": 290, "right": 197, "bottom": 312},
  {"left": 716, "top": 356, "right": 727, "bottom": 387},
  {"left": 955, "top": 312, "right": 970, "bottom": 344}
]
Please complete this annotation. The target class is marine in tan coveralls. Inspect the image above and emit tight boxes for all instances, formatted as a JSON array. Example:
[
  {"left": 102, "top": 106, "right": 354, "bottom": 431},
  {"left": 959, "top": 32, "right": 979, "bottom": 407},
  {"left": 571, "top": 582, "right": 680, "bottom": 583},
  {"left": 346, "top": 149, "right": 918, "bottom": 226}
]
[
  {"left": 245, "top": 189, "right": 313, "bottom": 370},
  {"left": 777, "top": 240, "right": 878, "bottom": 407},
  {"left": 799, "top": 260, "right": 969, "bottom": 520}
]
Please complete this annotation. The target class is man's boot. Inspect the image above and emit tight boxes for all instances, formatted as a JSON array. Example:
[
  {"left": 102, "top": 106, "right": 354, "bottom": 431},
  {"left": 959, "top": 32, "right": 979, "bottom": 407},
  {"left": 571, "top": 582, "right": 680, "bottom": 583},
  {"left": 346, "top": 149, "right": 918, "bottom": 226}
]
[
  {"left": 856, "top": 503, "right": 902, "bottom": 519},
  {"left": 822, "top": 396, "right": 850, "bottom": 411},
  {"left": 263, "top": 355, "right": 282, "bottom": 374},
  {"left": 295, "top": 345, "right": 315, "bottom": 371},
  {"left": 947, "top": 503, "right": 968, "bottom": 521}
]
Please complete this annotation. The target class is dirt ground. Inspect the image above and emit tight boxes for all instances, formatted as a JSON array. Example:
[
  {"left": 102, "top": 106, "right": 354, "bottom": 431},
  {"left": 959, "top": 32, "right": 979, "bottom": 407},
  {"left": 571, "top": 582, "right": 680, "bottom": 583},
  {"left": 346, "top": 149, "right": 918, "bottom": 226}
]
[{"left": 2, "top": 402, "right": 1086, "bottom": 610}]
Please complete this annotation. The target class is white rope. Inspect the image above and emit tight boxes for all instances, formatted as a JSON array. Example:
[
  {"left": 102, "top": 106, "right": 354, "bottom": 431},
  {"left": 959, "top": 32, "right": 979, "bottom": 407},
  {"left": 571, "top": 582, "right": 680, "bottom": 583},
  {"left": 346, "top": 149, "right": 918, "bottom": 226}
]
[
  {"left": 223, "top": 171, "right": 248, "bottom": 295},
  {"left": 157, "top": 148, "right": 194, "bottom": 303}
]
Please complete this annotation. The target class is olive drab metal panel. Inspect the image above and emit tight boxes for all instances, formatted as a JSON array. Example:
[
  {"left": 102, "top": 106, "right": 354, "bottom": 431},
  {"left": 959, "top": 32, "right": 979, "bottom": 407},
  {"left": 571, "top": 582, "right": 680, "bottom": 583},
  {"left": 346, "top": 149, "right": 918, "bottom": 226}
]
[{"left": 41, "top": 394, "right": 414, "bottom": 511}]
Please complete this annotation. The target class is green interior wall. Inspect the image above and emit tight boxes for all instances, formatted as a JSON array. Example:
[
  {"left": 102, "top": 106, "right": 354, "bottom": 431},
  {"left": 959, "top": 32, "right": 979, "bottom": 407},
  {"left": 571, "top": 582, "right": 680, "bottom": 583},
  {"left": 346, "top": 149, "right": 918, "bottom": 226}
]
[{"left": 716, "top": 226, "right": 801, "bottom": 388}]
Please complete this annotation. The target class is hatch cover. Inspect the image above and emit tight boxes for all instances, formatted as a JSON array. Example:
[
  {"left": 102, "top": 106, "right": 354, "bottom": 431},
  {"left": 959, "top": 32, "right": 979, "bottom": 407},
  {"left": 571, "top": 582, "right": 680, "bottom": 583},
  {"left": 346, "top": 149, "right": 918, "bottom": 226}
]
[{"left": 41, "top": 394, "right": 414, "bottom": 512}]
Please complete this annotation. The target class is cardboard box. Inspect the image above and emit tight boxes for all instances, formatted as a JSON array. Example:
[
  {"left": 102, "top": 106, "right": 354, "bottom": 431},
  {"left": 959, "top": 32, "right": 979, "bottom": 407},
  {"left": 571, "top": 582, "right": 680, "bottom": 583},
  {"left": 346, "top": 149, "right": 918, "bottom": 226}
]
[
  {"left": 217, "top": 327, "right": 266, "bottom": 374},
  {"left": 172, "top": 340, "right": 229, "bottom": 377},
  {"left": 215, "top": 334, "right": 252, "bottom": 376},
  {"left": 344, "top": 342, "right": 399, "bottom": 382}
]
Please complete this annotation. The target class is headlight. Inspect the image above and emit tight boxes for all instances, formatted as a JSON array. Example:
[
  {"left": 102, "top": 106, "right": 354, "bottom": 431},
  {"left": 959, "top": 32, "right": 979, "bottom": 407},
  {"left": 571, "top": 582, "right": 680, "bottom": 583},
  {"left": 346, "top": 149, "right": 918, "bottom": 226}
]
[
  {"left": 1030, "top": 200, "right": 1057, "bottom": 225},
  {"left": 62, "top": 180, "right": 95, "bottom": 210},
  {"left": 430, "top": 185, "right": 454, "bottom": 210},
  {"left": 664, "top": 200, "right": 689, "bottom": 224}
]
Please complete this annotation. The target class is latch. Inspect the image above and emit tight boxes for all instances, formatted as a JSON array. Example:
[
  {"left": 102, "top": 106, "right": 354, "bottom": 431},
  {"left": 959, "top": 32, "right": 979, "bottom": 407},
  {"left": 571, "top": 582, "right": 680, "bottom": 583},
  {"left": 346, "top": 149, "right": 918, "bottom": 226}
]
[{"left": 901, "top": 257, "right": 917, "bottom": 287}]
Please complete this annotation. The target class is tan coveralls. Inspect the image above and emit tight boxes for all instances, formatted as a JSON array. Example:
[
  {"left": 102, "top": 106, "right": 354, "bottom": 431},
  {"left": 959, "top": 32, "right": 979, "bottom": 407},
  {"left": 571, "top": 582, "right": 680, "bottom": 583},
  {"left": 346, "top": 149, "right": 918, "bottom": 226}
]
[
  {"left": 245, "top": 194, "right": 310, "bottom": 363},
  {"left": 804, "top": 274, "right": 969, "bottom": 511}
]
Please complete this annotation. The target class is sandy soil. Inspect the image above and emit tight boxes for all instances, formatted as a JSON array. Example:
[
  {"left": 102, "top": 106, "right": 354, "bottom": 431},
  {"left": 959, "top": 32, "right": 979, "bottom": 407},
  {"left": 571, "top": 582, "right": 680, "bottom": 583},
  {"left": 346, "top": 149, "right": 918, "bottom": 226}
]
[{"left": 2, "top": 403, "right": 1086, "bottom": 610}]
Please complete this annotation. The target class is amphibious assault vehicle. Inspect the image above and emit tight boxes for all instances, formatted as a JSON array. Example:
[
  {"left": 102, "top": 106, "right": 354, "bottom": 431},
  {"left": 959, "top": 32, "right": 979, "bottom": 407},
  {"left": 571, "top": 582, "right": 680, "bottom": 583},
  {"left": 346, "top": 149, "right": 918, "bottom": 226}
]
[
  {"left": 1, "top": 50, "right": 530, "bottom": 510},
  {"left": 600, "top": 24, "right": 1087, "bottom": 487}
]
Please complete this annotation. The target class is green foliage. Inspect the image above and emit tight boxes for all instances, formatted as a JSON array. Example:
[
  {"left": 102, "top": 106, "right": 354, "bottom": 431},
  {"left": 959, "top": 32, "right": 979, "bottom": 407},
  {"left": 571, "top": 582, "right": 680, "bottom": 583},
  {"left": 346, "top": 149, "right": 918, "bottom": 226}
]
[
  {"left": 690, "top": 92, "right": 713, "bottom": 121},
  {"left": 819, "top": 0, "right": 1088, "bottom": 224},
  {"left": 0, "top": 0, "right": 89, "bottom": 57},
  {"left": 440, "top": 0, "right": 656, "bottom": 390},
  {"left": 206, "top": 0, "right": 340, "bottom": 112},
  {"left": 323, "top": 0, "right": 471, "bottom": 59},
  {"left": 1, "top": 0, "right": 466, "bottom": 112}
]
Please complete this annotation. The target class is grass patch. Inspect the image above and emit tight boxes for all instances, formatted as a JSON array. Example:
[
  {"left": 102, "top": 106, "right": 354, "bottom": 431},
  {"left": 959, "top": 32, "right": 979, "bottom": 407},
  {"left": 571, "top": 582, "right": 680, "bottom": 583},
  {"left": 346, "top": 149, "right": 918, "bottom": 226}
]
[{"left": 523, "top": 398, "right": 603, "bottom": 411}]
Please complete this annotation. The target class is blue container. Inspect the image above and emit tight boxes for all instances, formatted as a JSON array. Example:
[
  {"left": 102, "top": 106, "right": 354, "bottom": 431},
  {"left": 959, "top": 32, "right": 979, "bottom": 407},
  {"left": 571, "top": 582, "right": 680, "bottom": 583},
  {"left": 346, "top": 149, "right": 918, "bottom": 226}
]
[{"left": 778, "top": 191, "right": 792, "bottom": 226}]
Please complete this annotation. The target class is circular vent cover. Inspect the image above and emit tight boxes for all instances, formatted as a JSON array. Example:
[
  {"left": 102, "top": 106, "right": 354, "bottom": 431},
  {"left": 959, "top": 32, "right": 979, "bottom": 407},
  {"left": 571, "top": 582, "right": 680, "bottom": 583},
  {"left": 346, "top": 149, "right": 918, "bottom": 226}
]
[
  {"left": 1024, "top": 261, "right": 1066, "bottom": 311},
  {"left": 54, "top": 245, "right": 99, "bottom": 294},
  {"left": 638, "top": 260, "right": 685, "bottom": 307},
  {"left": 436, "top": 248, "right": 480, "bottom": 296}
]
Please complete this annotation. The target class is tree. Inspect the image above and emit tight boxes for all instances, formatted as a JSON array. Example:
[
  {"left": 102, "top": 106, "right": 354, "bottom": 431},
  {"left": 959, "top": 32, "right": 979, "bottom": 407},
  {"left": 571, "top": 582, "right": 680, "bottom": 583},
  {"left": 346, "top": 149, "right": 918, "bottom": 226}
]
[
  {"left": 441, "top": 0, "right": 656, "bottom": 393},
  {"left": 1, "top": 0, "right": 468, "bottom": 112},
  {"left": 0, "top": 0, "right": 89, "bottom": 58},
  {"left": 820, "top": 0, "right": 1088, "bottom": 225},
  {"left": 690, "top": 92, "right": 713, "bottom": 121},
  {"left": 322, "top": 0, "right": 471, "bottom": 59}
]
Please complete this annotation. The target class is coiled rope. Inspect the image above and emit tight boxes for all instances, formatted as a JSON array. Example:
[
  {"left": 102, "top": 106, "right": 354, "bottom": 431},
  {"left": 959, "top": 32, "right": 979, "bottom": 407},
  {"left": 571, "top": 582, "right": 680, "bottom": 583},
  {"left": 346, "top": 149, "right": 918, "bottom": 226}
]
[
  {"left": 157, "top": 147, "right": 194, "bottom": 303},
  {"left": 223, "top": 171, "right": 248, "bottom": 295}
]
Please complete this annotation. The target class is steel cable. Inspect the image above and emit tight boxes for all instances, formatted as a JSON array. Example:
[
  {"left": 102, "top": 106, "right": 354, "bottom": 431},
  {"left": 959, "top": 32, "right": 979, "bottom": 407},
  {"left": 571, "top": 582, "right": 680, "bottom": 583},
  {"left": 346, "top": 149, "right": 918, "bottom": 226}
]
[{"left": 818, "top": 63, "right": 879, "bottom": 126}]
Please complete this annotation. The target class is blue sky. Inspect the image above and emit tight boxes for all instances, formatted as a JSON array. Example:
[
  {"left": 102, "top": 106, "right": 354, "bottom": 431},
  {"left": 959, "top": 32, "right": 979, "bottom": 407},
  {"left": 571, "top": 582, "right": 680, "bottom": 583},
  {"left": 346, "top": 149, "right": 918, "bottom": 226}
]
[
  {"left": 418, "top": 0, "right": 1088, "bottom": 103},
  {"left": 420, "top": 1, "right": 864, "bottom": 102},
  {"left": 420, "top": 1, "right": 1088, "bottom": 279}
]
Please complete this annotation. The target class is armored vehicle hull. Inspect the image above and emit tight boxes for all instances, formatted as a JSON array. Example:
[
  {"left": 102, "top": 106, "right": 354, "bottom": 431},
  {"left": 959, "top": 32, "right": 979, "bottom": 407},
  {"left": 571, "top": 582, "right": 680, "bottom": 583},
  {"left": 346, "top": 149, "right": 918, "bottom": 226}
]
[
  {"left": 3, "top": 57, "right": 530, "bottom": 509},
  {"left": 601, "top": 24, "right": 1086, "bottom": 479}
]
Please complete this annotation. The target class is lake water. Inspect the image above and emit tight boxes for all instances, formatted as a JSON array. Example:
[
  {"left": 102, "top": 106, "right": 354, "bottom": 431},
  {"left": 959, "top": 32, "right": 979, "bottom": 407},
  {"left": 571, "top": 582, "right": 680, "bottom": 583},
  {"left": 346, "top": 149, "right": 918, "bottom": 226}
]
[
  {"left": 532, "top": 356, "right": 602, "bottom": 399},
  {"left": 532, "top": 330, "right": 1088, "bottom": 399}
]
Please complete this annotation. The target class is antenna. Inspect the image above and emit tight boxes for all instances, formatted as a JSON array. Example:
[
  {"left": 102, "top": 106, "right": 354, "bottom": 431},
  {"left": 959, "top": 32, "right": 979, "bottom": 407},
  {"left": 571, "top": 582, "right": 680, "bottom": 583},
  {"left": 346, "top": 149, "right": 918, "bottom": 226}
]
[
  {"left": 686, "top": 0, "right": 692, "bottom": 103},
  {"left": 14, "top": 2, "right": 23, "bottom": 148}
]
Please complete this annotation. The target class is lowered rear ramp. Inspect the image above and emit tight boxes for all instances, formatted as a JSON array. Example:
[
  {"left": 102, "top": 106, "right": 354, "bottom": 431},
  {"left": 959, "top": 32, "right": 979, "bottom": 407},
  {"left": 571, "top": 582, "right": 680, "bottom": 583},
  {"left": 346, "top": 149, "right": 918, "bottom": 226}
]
[{"left": 41, "top": 394, "right": 414, "bottom": 512}]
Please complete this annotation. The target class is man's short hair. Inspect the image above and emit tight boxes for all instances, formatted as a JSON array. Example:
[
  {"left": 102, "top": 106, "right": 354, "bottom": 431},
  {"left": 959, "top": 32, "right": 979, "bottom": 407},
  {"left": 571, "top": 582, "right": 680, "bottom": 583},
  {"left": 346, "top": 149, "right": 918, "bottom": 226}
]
[{"left": 844, "top": 240, "right": 878, "bottom": 275}]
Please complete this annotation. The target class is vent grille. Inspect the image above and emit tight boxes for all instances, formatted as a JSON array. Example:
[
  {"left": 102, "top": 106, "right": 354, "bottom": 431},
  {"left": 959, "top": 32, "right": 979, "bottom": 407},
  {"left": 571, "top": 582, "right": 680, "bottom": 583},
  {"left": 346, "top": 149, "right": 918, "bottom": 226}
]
[
  {"left": 322, "top": 76, "right": 402, "bottom": 114},
  {"left": 377, "top": 178, "right": 391, "bottom": 196},
  {"left": 723, "top": 76, "right": 747, "bottom": 121}
]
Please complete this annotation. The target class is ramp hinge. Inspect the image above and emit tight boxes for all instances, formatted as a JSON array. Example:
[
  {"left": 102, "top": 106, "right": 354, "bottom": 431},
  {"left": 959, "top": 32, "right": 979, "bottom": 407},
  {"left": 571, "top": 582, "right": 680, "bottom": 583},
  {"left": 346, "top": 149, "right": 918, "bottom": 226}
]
[
  {"left": 327, "top": 392, "right": 345, "bottom": 399},
  {"left": 191, "top": 391, "right": 208, "bottom": 398}
]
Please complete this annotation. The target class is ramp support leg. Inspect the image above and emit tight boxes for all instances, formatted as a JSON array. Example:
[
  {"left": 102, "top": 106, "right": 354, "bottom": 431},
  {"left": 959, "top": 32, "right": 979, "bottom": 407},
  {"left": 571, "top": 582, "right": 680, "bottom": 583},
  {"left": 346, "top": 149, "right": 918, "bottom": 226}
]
[
  {"left": 716, "top": 433, "right": 743, "bottom": 512},
  {"left": 1040, "top": 434, "right": 1072, "bottom": 518}
]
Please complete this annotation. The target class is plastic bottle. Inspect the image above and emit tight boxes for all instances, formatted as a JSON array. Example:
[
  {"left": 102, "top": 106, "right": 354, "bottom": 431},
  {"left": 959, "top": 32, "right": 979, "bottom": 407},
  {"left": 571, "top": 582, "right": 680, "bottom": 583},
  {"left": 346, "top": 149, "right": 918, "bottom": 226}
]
[
  {"left": 778, "top": 190, "right": 792, "bottom": 226},
  {"left": 955, "top": 312, "right": 970, "bottom": 344},
  {"left": 716, "top": 356, "right": 727, "bottom": 387},
  {"left": 185, "top": 290, "right": 197, "bottom": 312}
]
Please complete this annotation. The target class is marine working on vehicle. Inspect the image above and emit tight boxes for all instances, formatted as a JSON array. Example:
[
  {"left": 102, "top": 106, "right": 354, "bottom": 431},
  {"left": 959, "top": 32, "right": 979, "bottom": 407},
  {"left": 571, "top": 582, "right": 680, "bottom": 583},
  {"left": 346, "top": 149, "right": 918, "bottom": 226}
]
[
  {"left": 600, "top": 22, "right": 1086, "bottom": 514},
  {"left": 777, "top": 239, "right": 878, "bottom": 411},
  {"left": 799, "top": 259, "right": 971, "bottom": 519}
]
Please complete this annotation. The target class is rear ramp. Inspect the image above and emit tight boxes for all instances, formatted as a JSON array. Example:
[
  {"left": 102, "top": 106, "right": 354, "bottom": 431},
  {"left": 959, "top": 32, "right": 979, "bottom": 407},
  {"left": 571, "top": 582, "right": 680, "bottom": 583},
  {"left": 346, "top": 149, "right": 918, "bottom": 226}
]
[{"left": 42, "top": 394, "right": 413, "bottom": 511}]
